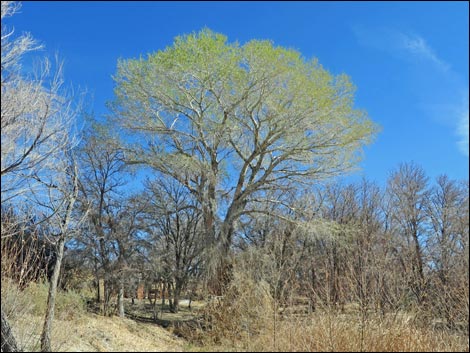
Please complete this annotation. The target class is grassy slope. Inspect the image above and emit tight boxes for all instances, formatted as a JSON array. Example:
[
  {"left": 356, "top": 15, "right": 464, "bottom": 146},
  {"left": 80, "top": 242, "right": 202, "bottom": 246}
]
[
  {"left": 13, "top": 312, "right": 184, "bottom": 352},
  {"left": 62, "top": 313, "right": 184, "bottom": 352}
]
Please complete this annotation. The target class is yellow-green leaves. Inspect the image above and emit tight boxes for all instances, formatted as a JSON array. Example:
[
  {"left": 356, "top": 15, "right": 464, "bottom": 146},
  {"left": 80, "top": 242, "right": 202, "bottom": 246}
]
[{"left": 110, "top": 28, "right": 378, "bottom": 207}]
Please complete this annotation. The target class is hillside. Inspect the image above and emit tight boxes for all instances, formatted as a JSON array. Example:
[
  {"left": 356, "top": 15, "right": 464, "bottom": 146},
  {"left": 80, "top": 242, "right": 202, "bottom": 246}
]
[{"left": 12, "top": 312, "right": 184, "bottom": 352}]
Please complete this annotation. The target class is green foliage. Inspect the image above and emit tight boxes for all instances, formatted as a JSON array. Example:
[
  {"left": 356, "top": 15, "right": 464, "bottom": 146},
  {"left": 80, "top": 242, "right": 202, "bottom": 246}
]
[
  {"left": 109, "top": 28, "right": 379, "bottom": 253},
  {"left": 111, "top": 28, "right": 377, "bottom": 178}
]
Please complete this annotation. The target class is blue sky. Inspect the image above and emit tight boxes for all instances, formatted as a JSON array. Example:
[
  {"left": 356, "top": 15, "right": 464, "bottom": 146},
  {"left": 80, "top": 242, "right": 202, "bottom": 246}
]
[{"left": 7, "top": 1, "right": 469, "bottom": 185}]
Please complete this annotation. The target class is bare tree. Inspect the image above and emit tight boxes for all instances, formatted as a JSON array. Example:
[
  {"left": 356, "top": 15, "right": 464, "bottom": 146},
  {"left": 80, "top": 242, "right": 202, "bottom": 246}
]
[
  {"left": 386, "top": 162, "right": 430, "bottom": 306},
  {"left": 28, "top": 151, "right": 82, "bottom": 352},
  {"left": 109, "top": 196, "right": 147, "bottom": 318},
  {"left": 426, "top": 176, "right": 469, "bottom": 328},
  {"left": 143, "top": 178, "right": 204, "bottom": 313},
  {"left": 76, "top": 130, "right": 126, "bottom": 315},
  {"left": 1, "top": 3, "right": 79, "bottom": 351},
  {"left": 1, "top": 1, "right": 77, "bottom": 204},
  {"left": 427, "top": 176, "right": 462, "bottom": 285}
]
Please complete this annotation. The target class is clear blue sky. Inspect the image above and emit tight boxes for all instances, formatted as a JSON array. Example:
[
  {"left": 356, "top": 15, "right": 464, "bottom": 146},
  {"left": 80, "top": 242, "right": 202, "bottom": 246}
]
[{"left": 8, "top": 1, "right": 469, "bottom": 185}]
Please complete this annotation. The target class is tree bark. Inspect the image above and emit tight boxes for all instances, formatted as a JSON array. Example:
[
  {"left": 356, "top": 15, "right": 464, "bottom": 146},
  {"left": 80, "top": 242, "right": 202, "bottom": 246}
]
[
  {"left": 118, "top": 280, "right": 125, "bottom": 318},
  {"left": 1, "top": 308, "right": 18, "bottom": 352},
  {"left": 172, "top": 280, "right": 182, "bottom": 313},
  {"left": 40, "top": 237, "right": 65, "bottom": 352},
  {"left": 158, "top": 282, "right": 164, "bottom": 321}
]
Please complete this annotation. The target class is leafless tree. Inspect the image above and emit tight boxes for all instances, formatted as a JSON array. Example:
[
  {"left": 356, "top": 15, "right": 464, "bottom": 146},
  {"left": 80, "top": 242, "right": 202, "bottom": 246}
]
[
  {"left": 143, "top": 178, "right": 204, "bottom": 313},
  {"left": 75, "top": 130, "right": 127, "bottom": 315},
  {"left": 27, "top": 151, "right": 83, "bottom": 352},
  {"left": 1, "top": 3, "right": 79, "bottom": 351},
  {"left": 1, "top": 1, "right": 78, "bottom": 204},
  {"left": 109, "top": 196, "right": 148, "bottom": 318},
  {"left": 386, "top": 162, "right": 430, "bottom": 306},
  {"left": 426, "top": 176, "right": 469, "bottom": 328}
]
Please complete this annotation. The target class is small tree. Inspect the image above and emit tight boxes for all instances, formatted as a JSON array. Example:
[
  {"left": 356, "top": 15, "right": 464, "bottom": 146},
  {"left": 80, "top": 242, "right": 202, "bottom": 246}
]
[
  {"left": 35, "top": 151, "right": 83, "bottom": 352},
  {"left": 143, "top": 178, "right": 204, "bottom": 313},
  {"left": 386, "top": 162, "right": 430, "bottom": 306},
  {"left": 75, "top": 129, "right": 127, "bottom": 315}
]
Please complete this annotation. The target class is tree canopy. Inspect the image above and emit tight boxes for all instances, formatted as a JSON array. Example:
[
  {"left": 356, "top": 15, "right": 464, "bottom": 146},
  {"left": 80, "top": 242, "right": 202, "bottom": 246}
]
[{"left": 110, "top": 28, "right": 378, "bottom": 255}]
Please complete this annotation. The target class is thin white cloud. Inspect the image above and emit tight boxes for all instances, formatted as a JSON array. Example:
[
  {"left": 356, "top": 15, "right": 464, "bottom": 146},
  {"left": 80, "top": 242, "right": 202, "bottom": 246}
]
[
  {"left": 398, "top": 33, "right": 450, "bottom": 72},
  {"left": 352, "top": 25, "right": 450, "bottom": 71},
  {"left": 353, "top": 25, "right": 467, "bottom": 156}
]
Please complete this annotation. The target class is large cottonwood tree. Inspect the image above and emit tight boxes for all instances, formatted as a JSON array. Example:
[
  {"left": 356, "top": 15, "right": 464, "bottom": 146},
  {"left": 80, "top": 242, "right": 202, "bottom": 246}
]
[{"left": 110, "top": 29, "right": 377, "bottom": 260}]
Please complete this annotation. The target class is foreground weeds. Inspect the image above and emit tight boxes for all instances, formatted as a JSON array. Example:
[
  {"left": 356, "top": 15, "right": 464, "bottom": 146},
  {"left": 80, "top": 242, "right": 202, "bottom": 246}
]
[
  {"left": 181, "top": 268, "right": 468, "bottom": 352},
  {"left": 185, "top": 311, "right": 468, "bottom": 352}
]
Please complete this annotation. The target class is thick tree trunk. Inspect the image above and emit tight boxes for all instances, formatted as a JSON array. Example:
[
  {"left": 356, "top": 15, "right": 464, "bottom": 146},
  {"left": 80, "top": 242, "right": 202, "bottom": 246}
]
[
  {"left": 1, "top": 308, "right": 18, "bottom": 352},
  {"left": 40, "top": 237, "right": 65, "bottom": 352},
  {"left": 203, "top": 181, "right": 217, "bottom": 247},
  {"left": 118, "top": 280, "right": 125, "bottom": 318},
  {"left": 172, "top": 280, "right": 183, "bottom": 313}
]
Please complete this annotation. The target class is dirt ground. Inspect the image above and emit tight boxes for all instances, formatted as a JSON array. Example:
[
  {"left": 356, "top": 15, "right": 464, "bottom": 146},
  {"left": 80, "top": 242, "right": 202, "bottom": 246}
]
[{"left": 124, "top": 298, "right": 205, "bottom": 323}]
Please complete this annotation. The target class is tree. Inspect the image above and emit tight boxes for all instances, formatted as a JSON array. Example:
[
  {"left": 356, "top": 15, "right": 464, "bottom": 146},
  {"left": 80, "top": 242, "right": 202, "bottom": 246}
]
[
  {"left": 75, "top": 129, "right": 127, "bottom": 315},
  {"left": 1, "top": 1, "right": 77, "bottom": 203},
  {"left": 109, "top": 29, "right": 378, "bottom": 272},
  {"left": 1, "top": 2, "right": 79, "bottom": 351},
  {"left": 1, "top": 308, "right": 18, "bottom": 352},
  {"left": 386, "top": 162, "right": 430, "bottom": 306},
  {"left": 427, "top": 175, "right": 462, "bottom": 285},
  {"left": 143, "top": 178, "right": 204, "bottom": 313},
  {"left": 37, "top": 151, "right": 81, "bottom": 352},
  {"left": 426, "top": 176, "right": 469, "bottom": 327}
]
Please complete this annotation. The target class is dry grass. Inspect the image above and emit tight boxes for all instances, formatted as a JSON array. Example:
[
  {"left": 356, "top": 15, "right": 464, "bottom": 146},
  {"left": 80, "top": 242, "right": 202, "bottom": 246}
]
[
  {"left": 8, "top": 311, "right": 185, "bottom": 352},
  {"left": 246, "top": 314, "right": 469, "bottom": 352},
  {"left": 185, "top": 312, "right": 468, "bottom": 352},
  {"left": 2, "top": 276, "right": 185, "bottom": 352},
  {"left": 2, "top": 278, "right": 88, "bottom": 351},
  {"left": 2, "top": 253, "right": 467, "bottom": 352},
  {"left": 62, "top": 313, "right": 183, "bottom": 352},
  {"left": 180, "top": 268, "right": 469, "bottom": 352},
  {"left": 4, "top": 280, "right": 468, "bottom": 352},
  {"left": 178, "top": 270, "right": 274, "bottom": 347}
]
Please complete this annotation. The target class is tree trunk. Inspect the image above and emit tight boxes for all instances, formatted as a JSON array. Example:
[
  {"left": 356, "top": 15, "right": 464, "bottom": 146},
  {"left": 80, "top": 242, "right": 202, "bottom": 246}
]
[
  {"left": 310, "top": 264, "right": 316, "bottom": 313},
  {"left": 1, "top": 308, "right": 18, "bottom": 352},
  {"left": 203, "top": 182, "right": 217, "bottom": 247},
  {"left": 159, "top": 282, "right": 165, "bottom": 321},
  {"left": 172, "top": 280, "right": 182, "bottom": 314},
  {"left": 118, "top": 280, "right": 125, "bottom": 318},
  {"left": 411, "top": 225, "right": 425, "bottom": 305},
  {"left": 103, "top": 280, "right": 112, "bottom": 316},
  {"left": 168, "top": 282, "right": 174, "bottom": 311},
  {"left": 40, "top": 237, "right": 65, "bottom": 352}
]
